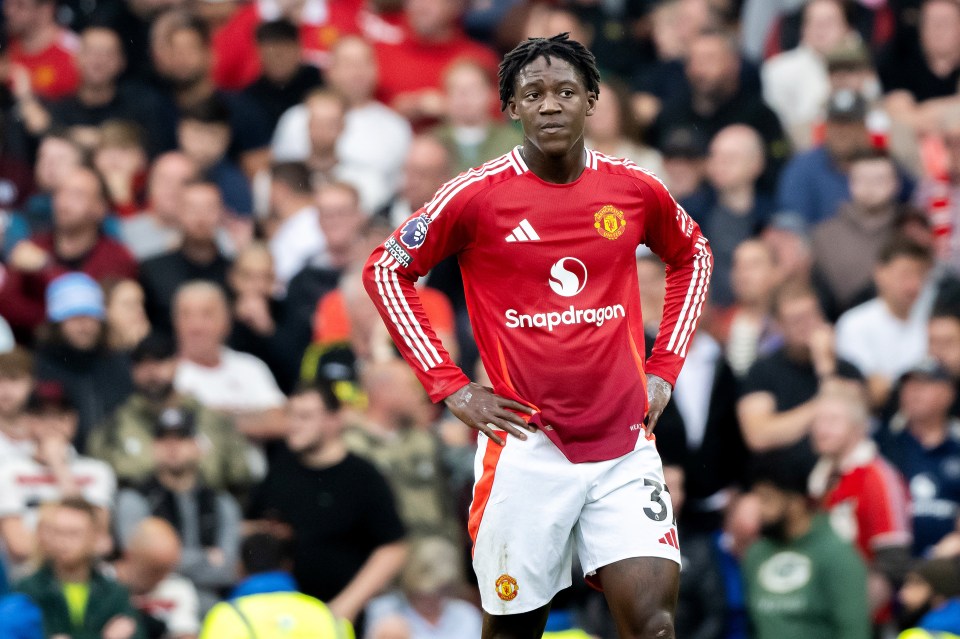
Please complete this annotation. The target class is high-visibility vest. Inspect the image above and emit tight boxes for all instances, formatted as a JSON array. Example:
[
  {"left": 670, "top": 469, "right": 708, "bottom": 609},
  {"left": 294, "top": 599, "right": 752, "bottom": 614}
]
[
  {"left": 898, "top": 629, "right": 960, "bottom": 639},
  {"left": 199, "top": 591, "right": 354, "bottom": 639},
  {"left": 542, "top": 630, "right": 596, "bottom": 639}
]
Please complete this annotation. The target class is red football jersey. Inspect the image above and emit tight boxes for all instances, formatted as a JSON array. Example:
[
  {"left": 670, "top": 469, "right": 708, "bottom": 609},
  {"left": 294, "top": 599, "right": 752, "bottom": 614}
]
[
  {"left": 363, "top": 148, "right": 713, "bottom": 463},
  {"left": 9, "top": 30, "right": 80, "bottom": 99},
  {"left": 813, "top": 441, "right": 912, "bottom": 560}
]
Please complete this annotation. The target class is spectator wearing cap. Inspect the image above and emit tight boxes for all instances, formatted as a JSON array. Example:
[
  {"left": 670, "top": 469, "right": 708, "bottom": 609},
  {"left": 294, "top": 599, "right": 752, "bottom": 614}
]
[
  {"left": 34, "top": 272, "right": 134, "bottom": 450},
  {"left": 0, "top": 166, "right": 138, "bottom": 338},
  {"left": 762, "top": 0, "right": 859, "bottom": 149},
  {"left": 744, "top": 453, "right": 870, "bottom": 639},
  {"left": 898, "top": 558, "right": 960, "bottom": 636},
  {"left": 808, "top": 384, "right": 912, "bottom": 617},
  {"left": 199, "top": 533, "right": 353, "bottom": 639},
  {"left": 365, "top": 536, "right": 482, "bottom": 639},
  {"left": 881, "top": 0, "right": 960, "bottom": 135},
  {"left": 836, "top": 236, "right": 936, "bottom": 408},
  {"left": 14, "top": 498, "right": 145, "bottom": 639},
  {"left": 878, "top": 358, "right": 960, "bottom": 557},
  {"left": 0, "top": 381, "right": 116, "bottom": 568},
  {"left": 114, "top": 517, "right": 201, "bottom": 639},
  {"left": 777, "top": 88, "right": 874, "bottom": 225},
  {"left": 88, "top": 332, "right": 251, "bottom": 492},
  {"left": 652, "top": 30, "right": 790, "bottom": 180},
  {"left": 659, "top": 126, "right": 711, "bottom": 213},
  {"left": 0, "top": 348, "right": 36, "bottom": 463},
  {"left": 115, "top": 405, "right": 242, "bottom": 613}
]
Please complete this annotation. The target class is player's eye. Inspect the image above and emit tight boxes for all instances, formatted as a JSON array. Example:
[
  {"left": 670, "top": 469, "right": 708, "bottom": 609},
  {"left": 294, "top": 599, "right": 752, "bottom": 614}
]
[
  {"left": 560, "top": 89, "right": 574, "bottom": 97},
  {"left": 525, "top": 92, "right": 539, "bottom": 100}
]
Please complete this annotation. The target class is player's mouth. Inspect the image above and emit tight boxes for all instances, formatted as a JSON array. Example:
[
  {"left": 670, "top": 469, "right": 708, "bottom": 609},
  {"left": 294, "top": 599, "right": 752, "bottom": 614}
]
[{"left": 540, "top": 122, "right": 565, "bottom": 133}]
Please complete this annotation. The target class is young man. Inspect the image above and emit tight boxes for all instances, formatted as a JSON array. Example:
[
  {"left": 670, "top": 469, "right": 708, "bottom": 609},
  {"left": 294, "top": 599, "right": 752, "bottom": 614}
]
[{"left": 362, "top": 33, "right": 713, "bottom": 639}]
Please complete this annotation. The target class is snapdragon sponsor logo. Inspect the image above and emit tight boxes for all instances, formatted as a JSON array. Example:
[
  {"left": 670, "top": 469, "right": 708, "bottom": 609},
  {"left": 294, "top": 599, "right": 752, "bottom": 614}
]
[{"left": 505, "top": 304, "right": 626, "bottom": 331}]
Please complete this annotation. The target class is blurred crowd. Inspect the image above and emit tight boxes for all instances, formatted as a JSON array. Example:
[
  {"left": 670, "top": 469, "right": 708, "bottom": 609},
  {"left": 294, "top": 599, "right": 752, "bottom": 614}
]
[{"left": 3, "top": 0, "right": 960, "bottom": 637}]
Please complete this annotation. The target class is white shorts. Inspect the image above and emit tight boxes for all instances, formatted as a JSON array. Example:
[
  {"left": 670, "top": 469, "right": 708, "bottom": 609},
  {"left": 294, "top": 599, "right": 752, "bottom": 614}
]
[{"left": 468, "top": 429, "right": 681, "bottom": 615}]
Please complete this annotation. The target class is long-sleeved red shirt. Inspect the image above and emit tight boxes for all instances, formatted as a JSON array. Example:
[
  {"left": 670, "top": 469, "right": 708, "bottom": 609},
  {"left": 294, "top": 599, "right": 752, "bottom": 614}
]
[{"left": 363, "top": 148, "right": 713, "bottom": 463}]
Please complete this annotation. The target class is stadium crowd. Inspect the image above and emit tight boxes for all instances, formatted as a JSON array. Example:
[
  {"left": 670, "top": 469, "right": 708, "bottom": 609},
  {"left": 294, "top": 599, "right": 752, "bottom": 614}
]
[{"left": 3, "top": 0, "right": 960, "bottom": 637}]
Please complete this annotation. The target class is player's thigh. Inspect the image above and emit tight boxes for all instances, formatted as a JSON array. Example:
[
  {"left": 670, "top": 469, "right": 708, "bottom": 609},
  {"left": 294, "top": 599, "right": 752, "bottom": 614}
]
[
  {"left": 471, "top": 431, "right": 584, "bottom": 615},
  {"left": 598, "top": 556, "right": 680, "bottom": 639},
  {"left": 481, "top": 604, "right": 551, "bottom": 639},
  {"left": 574, "top": 442, "right": 681, "bottom": 578}
]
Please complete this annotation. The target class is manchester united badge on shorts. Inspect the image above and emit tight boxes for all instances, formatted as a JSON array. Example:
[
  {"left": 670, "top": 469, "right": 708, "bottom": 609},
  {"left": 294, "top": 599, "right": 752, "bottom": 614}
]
[
  {"left": 594, "top": 205, "right": 626, "bottom": 240},
  {"left": 495, "top": 574, "right": 519, "bottom": 601}
]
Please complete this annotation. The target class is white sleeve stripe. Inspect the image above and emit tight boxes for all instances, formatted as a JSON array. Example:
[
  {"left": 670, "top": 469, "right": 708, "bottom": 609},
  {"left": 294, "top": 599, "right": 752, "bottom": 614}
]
[
  {"left": 373, "top": 254, "right": 430, "bottom": 371},
  {"left": 427, "top": 161, "right": 516, "bottom": 222},
  {"left": 677, "top": 247, "right": 712, "bottom": 357},
  {"left": 665, "top": 238, "right": 707, "bottom": 352},
  {"left": 425, "top": 155, "right": 513, "bottom": 216},
  {"left": 675, "top": 240, "right": 711, "bottom": 356},
  {"left": 377, "top": 261, "right": 438, "bottom": 369},
  {"left": 387, "top": 269, "right": 443, "bottom": 366}
]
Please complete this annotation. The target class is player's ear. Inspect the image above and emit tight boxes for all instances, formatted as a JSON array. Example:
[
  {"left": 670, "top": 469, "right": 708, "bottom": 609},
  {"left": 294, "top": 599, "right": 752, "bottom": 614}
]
[
  {"left": 507, "top": 98, "right": 520, "bottom": 122},
  {"left": 585, "top": 91, "right": 598, "bottom": 116}
]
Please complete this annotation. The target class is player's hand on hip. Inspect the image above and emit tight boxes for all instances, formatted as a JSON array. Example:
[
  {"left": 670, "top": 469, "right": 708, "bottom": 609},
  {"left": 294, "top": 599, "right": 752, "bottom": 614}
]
[
  {"left": 644, "top": 374, "right": 673, "bottom": 434},
  {"left": 443, "top": 382, "right": 536, "bottom": 446}
]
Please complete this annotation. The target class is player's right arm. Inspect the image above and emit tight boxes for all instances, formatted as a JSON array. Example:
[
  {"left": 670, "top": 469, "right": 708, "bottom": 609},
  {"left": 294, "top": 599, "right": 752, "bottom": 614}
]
[{"left": 361, "top": 181, "right": 533, "bottom": 445}]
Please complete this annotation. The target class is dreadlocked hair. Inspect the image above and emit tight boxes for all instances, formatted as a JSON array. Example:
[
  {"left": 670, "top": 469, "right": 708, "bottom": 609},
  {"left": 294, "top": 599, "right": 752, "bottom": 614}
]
[{"left": 498, "top": 32, "right": 601, "bottom": 111}]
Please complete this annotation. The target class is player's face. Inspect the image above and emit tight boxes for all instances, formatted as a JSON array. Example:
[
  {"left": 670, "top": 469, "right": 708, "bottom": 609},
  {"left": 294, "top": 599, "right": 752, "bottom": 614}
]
[{"left": 508, "top": 56, "right": 596, "bottom": 159}]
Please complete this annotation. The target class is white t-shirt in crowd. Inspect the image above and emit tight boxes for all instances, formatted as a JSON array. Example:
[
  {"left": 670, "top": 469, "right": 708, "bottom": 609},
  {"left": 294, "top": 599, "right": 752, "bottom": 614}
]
[
  {"left": 0, "top": 430, "right": 34, "bottom": 463},
  {"left": 0, "top": 453, "right": 116, "bottom": 531},
  {"left": 175, "top": 348, "right": 286, "bottom": 412},
  {"left": 365, "top": 592, "right": 482, "bottom": 639},
  {"left": 272, "top": 101, "right": 412, "bottom": 193},
  {"left": 269, "top": 205, "right": 326, "bottom": 288},
  {"left": 835, "top": 289, "right": 934, "bottom": 381}
]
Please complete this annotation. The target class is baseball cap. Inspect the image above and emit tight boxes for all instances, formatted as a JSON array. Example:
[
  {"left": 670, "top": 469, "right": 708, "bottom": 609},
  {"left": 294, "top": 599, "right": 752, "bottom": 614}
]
[
  {"left": 153, "top": 407, "right": 197, "bottom": 439},
  {"left": 661, "top": 126, "right": 708, "bottom": 159},
  {"left": 826, "top": 89, "right": 868, "bottom": 123},
  {"left": 25, "top": 380, "right": 74, "bottom": 414},
  {"left": 901, "top": 357, "right": 954, "bottom": 384},
  {"left": 46, "top": 273, "right": 105, "bottom": 323},
  {"left": 131, "top": 333, "right": 177, "bottom": 365}
]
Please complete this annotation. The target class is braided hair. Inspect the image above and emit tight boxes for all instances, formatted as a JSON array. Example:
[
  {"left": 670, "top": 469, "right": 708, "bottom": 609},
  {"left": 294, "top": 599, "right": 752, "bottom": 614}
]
[{"left": 497, "top": 32, "right": 601, "bottom": 111}]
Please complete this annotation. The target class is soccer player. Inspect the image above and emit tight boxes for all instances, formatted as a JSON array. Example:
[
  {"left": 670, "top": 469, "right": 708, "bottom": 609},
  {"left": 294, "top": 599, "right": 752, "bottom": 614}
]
[{"left": 362, "top": 34, "right": 713, "bottom": 639}]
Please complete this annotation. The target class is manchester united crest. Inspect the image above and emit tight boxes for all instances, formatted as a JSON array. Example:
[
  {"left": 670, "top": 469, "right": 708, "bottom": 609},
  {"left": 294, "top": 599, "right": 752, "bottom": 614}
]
[
  {"left": 495, "top": 574, "right": 519, "bottom": 601},
  {"left": 594, "top": 205, "right": 626, "bottom": 240}
]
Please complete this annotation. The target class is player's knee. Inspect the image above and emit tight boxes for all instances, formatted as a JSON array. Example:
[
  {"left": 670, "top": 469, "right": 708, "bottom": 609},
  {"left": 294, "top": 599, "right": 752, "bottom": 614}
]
[{"left": 641, "top": 609, "right": 675, "bottom": 639}]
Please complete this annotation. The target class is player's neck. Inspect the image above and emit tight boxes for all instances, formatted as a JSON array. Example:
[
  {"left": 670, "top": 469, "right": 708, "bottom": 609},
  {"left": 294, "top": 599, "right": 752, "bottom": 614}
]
[{"left": 520, "top": 141, "right": 587, "bottom": 185}]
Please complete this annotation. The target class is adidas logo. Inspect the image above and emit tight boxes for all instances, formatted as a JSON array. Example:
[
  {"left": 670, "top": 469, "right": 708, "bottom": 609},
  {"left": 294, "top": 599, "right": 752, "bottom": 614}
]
[
  {"left": 506, "top": 219, "right": 540, "bottom": 242},
  {"left": 658, "top": 528, "right": 679, "bottom": 550}
]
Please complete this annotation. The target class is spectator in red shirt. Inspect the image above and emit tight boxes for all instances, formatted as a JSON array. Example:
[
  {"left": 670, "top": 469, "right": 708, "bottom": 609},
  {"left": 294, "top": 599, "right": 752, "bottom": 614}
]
[
  {"left": 0, "top": 166, "right": 138, "bottom": 338},
  {"left": 808, "top": 382, "right": 912, "bottom": 615},
  {"left": 3, "top": 0, "right": 79, "bottom": 99},
  {"left": 211, "top": 0, "right": 365, "bottom": 90},
  {"left": 374, "top": 0, "right": 498, "bottom": 125}
]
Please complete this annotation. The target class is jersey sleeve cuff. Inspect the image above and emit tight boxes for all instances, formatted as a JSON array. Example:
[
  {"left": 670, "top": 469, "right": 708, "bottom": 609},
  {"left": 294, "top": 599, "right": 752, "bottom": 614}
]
[
  {"left": 644, "top": 359, "right": 680, "bottom": 387},
  {"left": 427, "top": 372, "right": 472, "bottom": 404}
]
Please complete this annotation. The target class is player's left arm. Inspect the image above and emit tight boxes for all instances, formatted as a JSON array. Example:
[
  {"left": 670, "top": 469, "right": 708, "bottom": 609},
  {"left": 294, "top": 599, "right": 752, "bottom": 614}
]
[{"left": 639, "top": 178, "right": 713, "bottom": 431}]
